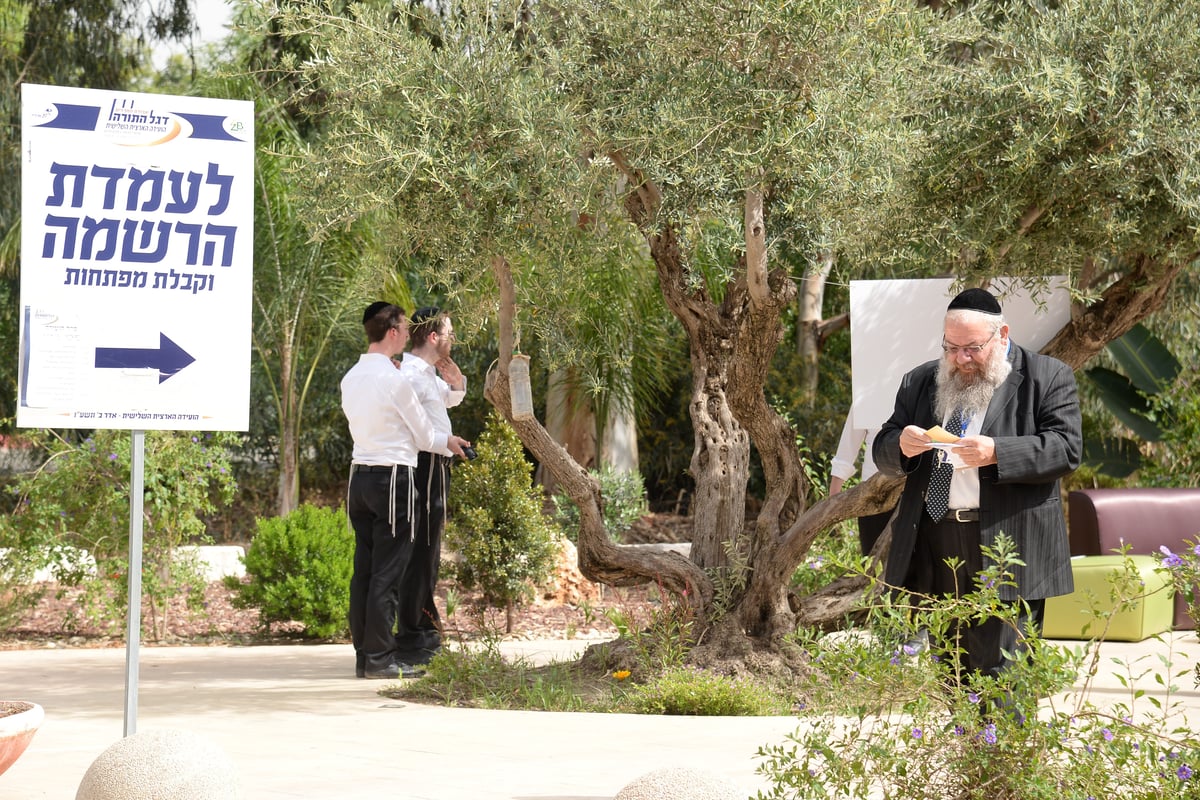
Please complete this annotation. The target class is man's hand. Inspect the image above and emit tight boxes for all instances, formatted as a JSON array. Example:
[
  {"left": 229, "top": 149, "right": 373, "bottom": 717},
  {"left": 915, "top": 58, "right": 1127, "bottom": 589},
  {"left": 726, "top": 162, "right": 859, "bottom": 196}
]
[
  {"left": 436, "top": 357, "right": 465, "bottom": 391},
  {"left": 899, "top": 425, "right": 935, "bottom": 458},
  {"left": 447, "top": 435, "right": 471, "bottom": 458},
  {"left": 952, "top": 435, "right": 997, "bottom": 468}
]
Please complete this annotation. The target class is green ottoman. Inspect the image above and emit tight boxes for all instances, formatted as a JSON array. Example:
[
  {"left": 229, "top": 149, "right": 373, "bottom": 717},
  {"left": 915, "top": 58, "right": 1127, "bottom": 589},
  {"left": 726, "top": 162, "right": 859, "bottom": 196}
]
[{"left": 1042, "top": 555, "right": 1175, "bottom": 642}]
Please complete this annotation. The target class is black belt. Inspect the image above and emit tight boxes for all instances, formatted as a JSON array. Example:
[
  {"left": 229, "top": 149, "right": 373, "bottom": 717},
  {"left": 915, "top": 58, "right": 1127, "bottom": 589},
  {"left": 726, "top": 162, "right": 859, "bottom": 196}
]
[
  {"left": 941, "top": 508, "right": 980, "bottom": 523},
  {"left": 352, "top": 464, "right": 407, "bottom": 473}
]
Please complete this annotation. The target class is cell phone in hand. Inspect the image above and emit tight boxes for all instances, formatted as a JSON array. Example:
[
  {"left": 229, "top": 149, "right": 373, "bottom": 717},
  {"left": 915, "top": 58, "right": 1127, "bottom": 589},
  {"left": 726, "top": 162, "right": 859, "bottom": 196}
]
[{"left": 460, "top": 445, "right": 478, "bottom": 461}]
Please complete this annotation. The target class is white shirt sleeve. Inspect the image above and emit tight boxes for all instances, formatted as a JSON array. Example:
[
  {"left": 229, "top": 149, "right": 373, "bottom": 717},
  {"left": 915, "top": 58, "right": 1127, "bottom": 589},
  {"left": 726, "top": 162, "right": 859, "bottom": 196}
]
[{"left": 831, "top": 415, "right": 866, "bottom": 481}]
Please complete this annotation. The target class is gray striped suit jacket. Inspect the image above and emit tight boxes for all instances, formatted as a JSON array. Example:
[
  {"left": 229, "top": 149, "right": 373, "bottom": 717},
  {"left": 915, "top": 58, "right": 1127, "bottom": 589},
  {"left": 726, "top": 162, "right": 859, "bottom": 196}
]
[{"left": 872, "top": 342, "right": 1083, "bottom": 602}]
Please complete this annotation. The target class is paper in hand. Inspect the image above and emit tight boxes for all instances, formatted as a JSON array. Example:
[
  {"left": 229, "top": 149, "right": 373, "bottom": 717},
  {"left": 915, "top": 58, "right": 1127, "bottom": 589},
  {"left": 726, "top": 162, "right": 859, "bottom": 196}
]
[{"left": 925, "top": 425, "right": 961, "bottom": 444}]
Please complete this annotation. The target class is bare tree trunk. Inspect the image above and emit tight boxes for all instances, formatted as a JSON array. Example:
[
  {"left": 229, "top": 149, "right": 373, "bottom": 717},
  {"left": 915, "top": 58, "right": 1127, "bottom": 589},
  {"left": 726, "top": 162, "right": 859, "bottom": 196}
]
[
  {"left": 277, "top": 337, "right": 300, "bottom": 517},
  {"left": 539, "top": 368, "right": 596, "bottom": 495},
  {"left": 601, "top": 404, "right": 639, "bottom": 474},
  {"left": 1043, "top": 255, "right": 1188, "bottom": 369},
  {"left": 796, "top": 253, "right": 832, "bottom": 408},
  {"left": 486, "top": 254, "right": 712, "bottom": 610}
]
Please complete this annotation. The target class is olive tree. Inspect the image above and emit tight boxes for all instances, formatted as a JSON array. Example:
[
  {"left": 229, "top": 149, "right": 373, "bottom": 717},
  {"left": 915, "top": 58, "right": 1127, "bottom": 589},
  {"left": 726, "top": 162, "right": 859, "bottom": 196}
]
[{"left": 266, "top": 0, "right": 1200, "bottom": 652}]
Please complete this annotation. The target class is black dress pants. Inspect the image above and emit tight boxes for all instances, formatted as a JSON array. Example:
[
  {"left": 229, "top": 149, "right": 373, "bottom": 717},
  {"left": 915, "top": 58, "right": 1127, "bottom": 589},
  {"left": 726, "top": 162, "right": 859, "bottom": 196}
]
[
  {"left": 347, "top": 466, "right": 415, "bottom": 671},
  {"left": 910, "top": 515, "right": 1044, "bottom": 680},
  {"left": 395, "top": 452, "right": 449, "bottom": 653}
]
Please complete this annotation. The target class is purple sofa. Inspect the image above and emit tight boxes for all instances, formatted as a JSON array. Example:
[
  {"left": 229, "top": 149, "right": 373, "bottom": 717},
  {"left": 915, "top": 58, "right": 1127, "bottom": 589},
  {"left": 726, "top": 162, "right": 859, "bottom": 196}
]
[{"left": 1067, "top": 488, "right": 1200, "bottom": 630}]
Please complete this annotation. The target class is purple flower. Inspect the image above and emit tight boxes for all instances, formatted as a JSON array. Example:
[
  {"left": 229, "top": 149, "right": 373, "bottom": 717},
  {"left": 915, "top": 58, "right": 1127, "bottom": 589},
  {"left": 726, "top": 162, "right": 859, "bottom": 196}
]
[
  {"left": 1102, "top": 728, "right": 1114, "bottom": 742},
  {"left": 108, "top": 453, "right": 118, "bottom": 460},
  {"left": 912, "top": 727, "right": 923, "bottom": 739},
  {"left": 953, "top": 725, "right": 965, "bottom": 736},
  {"left": 1179, "top": 765, "right": 1194, "bottom": 781},
  {"left": 902, "top": 642, "right": 921, "bottom": 656},
  {"left": 1160, "top": 546, "right": 1184, "bottom": 568},
  {"left": 968, "top": 692, "right": 981, "bottom": 704},
  {"left": 1193, "top": 544, "right": 1200, "bottom": 557},
  {"left": 980, "top": 723, "right": 997, "bottom": 745}
]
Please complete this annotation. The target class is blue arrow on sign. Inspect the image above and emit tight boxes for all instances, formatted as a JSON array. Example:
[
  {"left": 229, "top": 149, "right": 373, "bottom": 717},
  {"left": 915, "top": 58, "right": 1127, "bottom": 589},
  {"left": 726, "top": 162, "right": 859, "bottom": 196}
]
[{"left": 95, "top": 333, "right": 196, "bottom": 383}]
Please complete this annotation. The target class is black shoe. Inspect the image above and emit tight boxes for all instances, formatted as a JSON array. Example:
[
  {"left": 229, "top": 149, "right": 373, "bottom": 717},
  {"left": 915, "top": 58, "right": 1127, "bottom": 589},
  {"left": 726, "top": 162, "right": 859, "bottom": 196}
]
[
  {"left": 364, "top": 661, "right": 425, "bottom": 680},
  {"left": 355, "top": 653, "right": 366, "bottom": 679},
  {"left": 396, "top": 661, "right": 425, "bottom": 679},
  {"left": 397, "top": 646, "right": 440, "bottom": 666}
]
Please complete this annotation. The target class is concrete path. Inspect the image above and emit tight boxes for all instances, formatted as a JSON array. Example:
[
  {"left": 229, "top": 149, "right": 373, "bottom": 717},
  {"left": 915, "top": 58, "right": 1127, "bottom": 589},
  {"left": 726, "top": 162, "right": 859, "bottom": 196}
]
[{"left": 1, "top": 634, "right": 1197, "bottom": 799}]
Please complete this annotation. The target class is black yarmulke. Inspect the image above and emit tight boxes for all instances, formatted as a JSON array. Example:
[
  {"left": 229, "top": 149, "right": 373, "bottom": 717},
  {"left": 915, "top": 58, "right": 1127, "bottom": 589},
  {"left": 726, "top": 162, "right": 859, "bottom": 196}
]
[
  {"left": 362, "top": 301, "right": 391, "bottom": 325},
  {"left": 947, "top": 288, "right": 1002, "bottom": 315}
]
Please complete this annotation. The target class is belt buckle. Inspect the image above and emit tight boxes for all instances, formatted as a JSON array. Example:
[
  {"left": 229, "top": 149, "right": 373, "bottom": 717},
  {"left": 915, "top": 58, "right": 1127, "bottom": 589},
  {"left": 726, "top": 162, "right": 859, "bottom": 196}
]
[{"left": 953, "top": 508, "right": 972, "bottom": 523}]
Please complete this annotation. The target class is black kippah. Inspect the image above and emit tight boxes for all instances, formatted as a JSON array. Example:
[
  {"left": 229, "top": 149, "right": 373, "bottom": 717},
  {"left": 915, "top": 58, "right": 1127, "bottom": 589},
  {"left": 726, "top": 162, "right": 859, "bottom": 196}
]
[
  {"left": 947, "top": 288, "right": 1002, "bottom": 315},
  {"left": 362, "top": 301, "right": 391, "bottom": 325},
  {"left": 411, "top": 306, "right": 440, "bottom": 327}
]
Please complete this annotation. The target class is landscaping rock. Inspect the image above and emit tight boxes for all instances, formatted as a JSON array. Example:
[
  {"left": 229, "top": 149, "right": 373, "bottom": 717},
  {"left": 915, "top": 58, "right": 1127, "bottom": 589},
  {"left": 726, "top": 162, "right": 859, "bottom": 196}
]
[
  {"left": 76, "top": 728, "right": 239, "bottom": 800},
  {"left": 614, "top": 765, "right": 744, "bottom": 800}
]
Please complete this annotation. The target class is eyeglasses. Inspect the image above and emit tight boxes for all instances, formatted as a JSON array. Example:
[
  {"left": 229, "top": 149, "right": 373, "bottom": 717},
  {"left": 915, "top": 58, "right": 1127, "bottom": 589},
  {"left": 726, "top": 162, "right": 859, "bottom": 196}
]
[{"left": 941, "top": 332, "right": 996, "bottom": 357}]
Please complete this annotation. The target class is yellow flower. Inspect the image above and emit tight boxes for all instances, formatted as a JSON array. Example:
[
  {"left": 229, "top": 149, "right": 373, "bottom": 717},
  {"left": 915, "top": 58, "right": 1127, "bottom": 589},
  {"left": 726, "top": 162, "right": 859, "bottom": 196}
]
[{"left": 612, "top": 670, "right": 631, "bottom": 681}]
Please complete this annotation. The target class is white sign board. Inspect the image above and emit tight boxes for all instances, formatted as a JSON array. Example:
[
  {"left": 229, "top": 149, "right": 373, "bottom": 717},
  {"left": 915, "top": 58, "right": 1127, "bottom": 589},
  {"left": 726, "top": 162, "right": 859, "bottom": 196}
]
[
  {"left": 849, "top": 277, "right": 1071, "bottom": 431},
  {"left": 18, "top": 84, "right": 254, "bottom": 431}
]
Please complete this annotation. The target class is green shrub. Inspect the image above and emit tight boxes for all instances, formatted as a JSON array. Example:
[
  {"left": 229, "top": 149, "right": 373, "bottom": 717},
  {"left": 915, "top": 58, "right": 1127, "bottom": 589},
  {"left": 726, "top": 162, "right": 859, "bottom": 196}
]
[
  {"left": 1, "top": 429, "right": 236, "bottom": 639},
  {"left": 760, "top": 537, "right": 1200, "bottom": 800},
  {"left": 445, "top": 410, "right": 559, "bottom": 630},
  {"left": 227, "top": 503, "right": 353, "bottom": 638},
  {"left": 625, "top": 666, "right": 789, "bottom": 715},
  {"left": 552, "top": 464, "right": 648, "bottom": 542}
]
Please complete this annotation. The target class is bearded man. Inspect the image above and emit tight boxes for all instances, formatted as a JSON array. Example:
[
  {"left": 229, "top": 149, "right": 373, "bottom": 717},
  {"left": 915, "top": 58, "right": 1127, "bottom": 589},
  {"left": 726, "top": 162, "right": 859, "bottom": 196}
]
[{"left": 873, "top": 287, "right": 1082, "bottom": 679}]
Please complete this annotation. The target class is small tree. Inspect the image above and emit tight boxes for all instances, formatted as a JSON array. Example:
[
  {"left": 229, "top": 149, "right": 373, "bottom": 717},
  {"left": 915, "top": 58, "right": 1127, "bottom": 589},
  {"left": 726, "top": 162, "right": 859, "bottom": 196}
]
[
  {"left": 0, "top": 430, "right": 237, "bottom": 639},
  {"left": 446, "top": 410, "right": 559, "bottom": 632},
  {"left": 228, "top": 503, "right": 354, "bottom": 638}
]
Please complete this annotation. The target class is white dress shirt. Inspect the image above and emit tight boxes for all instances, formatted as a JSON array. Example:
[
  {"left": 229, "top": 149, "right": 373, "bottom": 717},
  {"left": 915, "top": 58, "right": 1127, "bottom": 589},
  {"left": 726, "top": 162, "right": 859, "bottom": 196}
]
[
  {"left": 397, "top": 353, "right": 465, "bottom": 456},
  {"left": 947, "top": 409, "right": 984, "bottom": 510},
  {"left": 831, "top": 416, "right": 879, "bottom": 483},
  {"left": 340, "top": 353, "right": 448, "bottom": 466}
]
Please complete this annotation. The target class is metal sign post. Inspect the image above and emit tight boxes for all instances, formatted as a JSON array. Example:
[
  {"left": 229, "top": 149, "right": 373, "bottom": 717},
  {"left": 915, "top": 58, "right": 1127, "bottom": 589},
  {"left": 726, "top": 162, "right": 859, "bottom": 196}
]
[{"left": 123, "top": 430, "right": 145, "bottom": 736}]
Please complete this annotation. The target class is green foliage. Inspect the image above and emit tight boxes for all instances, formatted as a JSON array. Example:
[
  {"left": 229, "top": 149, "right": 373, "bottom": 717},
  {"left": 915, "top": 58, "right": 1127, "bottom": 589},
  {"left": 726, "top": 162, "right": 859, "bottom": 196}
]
[
  {"left": 0, "top": 429, "right": 237, "bottom": 639},
  {"left": 626, "top": 666, "right": 787, "bottom": 716},
  {"left": 1157, "top": 540, "right": 1200, "bottom": 637},
  {"left": 603, "top": 585, "right": 696, "bottom": 677},
  {"left": 874, "top": 0, "right": 1200, "bottom": 282},
  {"left": 445, "top": 411, "right": 559, "bottom": 614},
  {"left": 552, "top": 465, "right": 647, "bottom": 543},
  {"left": 391, "top": 592, "right": 793, "bottom": 714},
  {"left": 398, "top": 634, "right": 594, "bottom": 712},
  {"left": 226, "top": 503, "right": 353, "bottom": 638},
  {"left": 1137, "top": 368, "right": 1200, "bottom": 488},
  {"left": 788, "top": 520, "right": 862, "bottom": 598},
  {"left": 760, "top": 538, "right": 1200, "bottom": 800}
]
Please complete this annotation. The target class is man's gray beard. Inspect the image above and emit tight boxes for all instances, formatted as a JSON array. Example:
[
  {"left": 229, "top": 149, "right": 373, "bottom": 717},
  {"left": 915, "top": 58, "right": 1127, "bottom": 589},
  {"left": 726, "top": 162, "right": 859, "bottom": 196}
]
[{"left": 935, "top": 345, "right": 1013, "bottom": 421}]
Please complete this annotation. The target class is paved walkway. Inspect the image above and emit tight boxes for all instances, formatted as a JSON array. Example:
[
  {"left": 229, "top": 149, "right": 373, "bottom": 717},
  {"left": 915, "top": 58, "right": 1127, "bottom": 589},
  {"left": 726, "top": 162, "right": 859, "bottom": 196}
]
[{"left": 1, "top": 633, "right": 1197, "bottom": 799}]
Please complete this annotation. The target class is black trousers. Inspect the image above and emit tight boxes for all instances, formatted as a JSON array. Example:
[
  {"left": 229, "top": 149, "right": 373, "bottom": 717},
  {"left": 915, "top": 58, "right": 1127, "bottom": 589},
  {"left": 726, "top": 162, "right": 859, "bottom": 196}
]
[
  {"left": 395, "top": 452, "right": 450, "bottom": 653},
  {"left": 347, "top": 467, "right": 415, "bottom": 671},
  {"left": 909, "top": 515, "right": 1044, "bottom": 679},
  {"left": 858, "top": 509, "right": 893, "bottom": 556}
]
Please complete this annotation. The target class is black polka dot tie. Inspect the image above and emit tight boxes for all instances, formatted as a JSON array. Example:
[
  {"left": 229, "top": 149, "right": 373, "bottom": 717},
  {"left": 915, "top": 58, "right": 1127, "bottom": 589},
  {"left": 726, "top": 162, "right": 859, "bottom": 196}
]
[{"left": 926, "top": 408, "right": 964, "bottom": 521}]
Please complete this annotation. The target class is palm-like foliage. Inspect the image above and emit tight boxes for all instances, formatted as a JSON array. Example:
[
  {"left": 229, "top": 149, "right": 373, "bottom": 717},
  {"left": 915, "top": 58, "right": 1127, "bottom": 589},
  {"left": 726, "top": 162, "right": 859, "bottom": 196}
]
[{"left": 246, "top": 84, "right": 390, "bottom": 514}]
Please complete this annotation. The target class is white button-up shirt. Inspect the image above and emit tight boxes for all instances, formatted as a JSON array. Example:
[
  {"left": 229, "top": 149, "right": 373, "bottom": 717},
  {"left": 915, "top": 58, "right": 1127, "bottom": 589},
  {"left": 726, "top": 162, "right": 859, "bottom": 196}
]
[
  {"left": 340, "top": 353, "right": 448, "bottom": 466},
  {"left": 398, "top": 353, "right": 466, "bottom": 456}
]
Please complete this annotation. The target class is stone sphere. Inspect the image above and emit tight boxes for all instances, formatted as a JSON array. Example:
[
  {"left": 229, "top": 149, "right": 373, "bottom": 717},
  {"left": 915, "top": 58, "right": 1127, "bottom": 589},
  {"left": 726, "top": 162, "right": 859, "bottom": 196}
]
[
  {"left": 614, "top": 766, "right": 743, "bottom": 800},
  {"left": 76, "top": 728, "right": 239, "bottom": 800}
]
